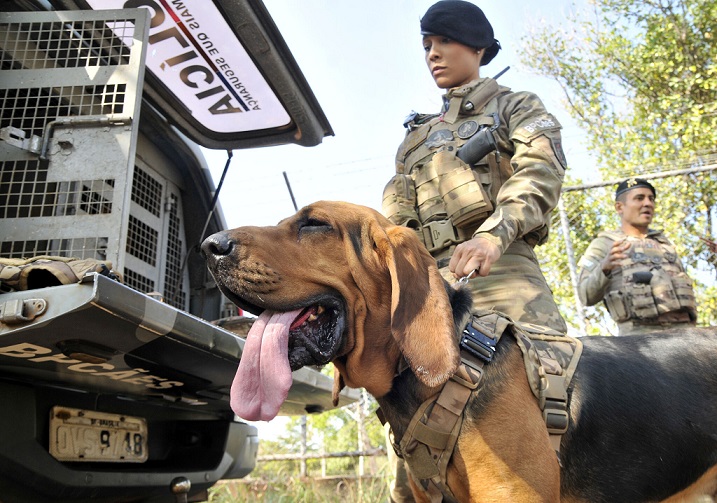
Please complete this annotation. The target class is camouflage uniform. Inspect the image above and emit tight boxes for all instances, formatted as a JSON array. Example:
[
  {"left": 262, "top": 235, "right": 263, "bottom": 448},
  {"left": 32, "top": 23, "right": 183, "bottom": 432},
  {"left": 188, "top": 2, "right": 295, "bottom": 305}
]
[
  {"left": 383, "top": 77, "right": 568, "bottom": 333},
  {"left": 577, "top": 229, "right": 697, "bottom": 335}
]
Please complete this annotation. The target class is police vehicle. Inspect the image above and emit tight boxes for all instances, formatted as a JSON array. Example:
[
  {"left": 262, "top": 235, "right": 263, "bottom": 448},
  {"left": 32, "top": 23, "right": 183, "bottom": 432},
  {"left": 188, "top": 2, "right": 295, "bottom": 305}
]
[{"left": 0, "top": 1, "right": 357, "bottom": 501}]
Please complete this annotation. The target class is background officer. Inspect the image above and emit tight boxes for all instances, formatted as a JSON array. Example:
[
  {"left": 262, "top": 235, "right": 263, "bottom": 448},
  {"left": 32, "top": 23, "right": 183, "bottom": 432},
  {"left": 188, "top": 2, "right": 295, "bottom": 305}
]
[
  {"left": 382, "top": 0, "right": 568, "bottom": 333},
  {"left": 577, "top": 178, "right": 697, "bottom": 335}
]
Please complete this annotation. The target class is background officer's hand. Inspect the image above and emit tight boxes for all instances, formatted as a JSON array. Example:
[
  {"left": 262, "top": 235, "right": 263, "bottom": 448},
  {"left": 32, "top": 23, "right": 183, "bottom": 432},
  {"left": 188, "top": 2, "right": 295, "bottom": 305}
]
[
  {"left": 449, "top": 236, "right": 501, "bottom": 279},
  {"left": 601, "top": 239, "right": 630, "bottom": 274}
]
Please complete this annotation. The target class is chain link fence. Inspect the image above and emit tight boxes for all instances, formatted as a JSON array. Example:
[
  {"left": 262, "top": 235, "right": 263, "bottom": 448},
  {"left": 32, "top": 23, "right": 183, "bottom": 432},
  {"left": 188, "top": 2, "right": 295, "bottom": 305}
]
[{"left": 537, "top": 160, "right": 717, "bottom": 336}]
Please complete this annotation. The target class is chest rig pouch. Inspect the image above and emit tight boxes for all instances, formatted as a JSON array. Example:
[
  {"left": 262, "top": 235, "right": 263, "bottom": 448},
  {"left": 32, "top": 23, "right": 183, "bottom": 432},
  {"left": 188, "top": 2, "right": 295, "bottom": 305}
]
[
  {"left": 388, "top": 79, "right": 512, "bottom": 255},
  {"left": 433, "top": 141, "right": 493, "bottom": 228}
]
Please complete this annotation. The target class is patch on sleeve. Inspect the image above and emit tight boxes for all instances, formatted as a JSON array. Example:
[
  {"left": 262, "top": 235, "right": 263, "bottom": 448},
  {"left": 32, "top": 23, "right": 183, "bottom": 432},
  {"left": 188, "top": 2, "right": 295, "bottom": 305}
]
[
  {"left": 550, "top": 137, "right": 567, "bottom": 169},
  {"left": 578, "top": 257, "right": 596, "bottom": 270},
  {"left": 512, "top": 114, "right": 562, "bottom": 142}
]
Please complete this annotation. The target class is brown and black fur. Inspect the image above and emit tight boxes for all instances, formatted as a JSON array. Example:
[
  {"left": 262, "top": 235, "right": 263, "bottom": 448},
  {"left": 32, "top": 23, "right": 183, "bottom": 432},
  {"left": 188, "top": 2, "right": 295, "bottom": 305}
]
[{"left": 202, "top": 201, "right": 717, "bottom": 503}]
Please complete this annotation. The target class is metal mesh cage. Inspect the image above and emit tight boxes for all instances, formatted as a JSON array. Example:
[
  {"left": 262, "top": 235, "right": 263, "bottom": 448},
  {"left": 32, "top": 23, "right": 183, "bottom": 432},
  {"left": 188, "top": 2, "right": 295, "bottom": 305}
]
[{"left": 0, "top": 10, "right": 189, "bottom": 310}]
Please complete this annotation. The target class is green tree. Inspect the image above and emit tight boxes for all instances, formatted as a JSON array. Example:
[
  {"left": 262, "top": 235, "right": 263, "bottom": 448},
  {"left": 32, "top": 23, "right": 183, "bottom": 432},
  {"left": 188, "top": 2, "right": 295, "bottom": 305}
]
[{"left": 521, "top": 0, "right": 717, "bottom": 329}]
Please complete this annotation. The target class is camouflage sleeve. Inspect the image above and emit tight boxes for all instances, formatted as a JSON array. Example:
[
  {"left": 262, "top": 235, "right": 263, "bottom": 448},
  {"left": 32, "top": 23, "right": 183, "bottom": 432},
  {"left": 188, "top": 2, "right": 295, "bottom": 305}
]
[
  {"left": 472, "top": 91, "right": 566, "bottom": 253},
  {"left": 576, "top": 236, "right": 613, "bottom": 306}
]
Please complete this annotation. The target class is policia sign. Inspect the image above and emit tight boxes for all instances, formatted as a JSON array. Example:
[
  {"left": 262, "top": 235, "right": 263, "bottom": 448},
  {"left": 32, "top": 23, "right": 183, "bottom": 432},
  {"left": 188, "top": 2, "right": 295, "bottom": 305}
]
[{"left": 86, "top": 0, "right": 291, "bottom": 133}]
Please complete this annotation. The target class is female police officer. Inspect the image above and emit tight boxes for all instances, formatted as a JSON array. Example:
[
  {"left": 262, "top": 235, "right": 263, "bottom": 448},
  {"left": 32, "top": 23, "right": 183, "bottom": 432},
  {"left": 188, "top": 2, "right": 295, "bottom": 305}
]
[
  {"left": 383, "top": 0, "right": 568, "bottom": 334},
  {"left": 381, "top": 2, "right": 569, "bottom": 501}
]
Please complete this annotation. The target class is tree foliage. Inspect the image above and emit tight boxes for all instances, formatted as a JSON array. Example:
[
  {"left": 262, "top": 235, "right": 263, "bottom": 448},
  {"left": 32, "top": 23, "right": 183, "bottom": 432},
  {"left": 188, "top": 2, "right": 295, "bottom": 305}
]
[
  {"left": 520, "top": 0, "right": 717, "bottom": 329},
  {"left": 523, "top": 0, "right": 717, "bottom": 168}
]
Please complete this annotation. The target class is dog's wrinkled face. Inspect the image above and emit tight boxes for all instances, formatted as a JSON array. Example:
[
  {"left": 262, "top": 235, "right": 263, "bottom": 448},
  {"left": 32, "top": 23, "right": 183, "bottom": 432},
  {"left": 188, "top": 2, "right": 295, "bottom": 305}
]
[
  {"left": 202, "top": 201, "right": 459, "bottom": 421},
  {"left": 203, "top": 205, "right": 352, "bottom": 370}
]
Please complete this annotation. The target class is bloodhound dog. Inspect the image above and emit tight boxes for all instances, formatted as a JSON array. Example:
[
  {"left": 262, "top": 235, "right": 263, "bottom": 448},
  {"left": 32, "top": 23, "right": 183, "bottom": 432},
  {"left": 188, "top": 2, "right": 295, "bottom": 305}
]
[{"left": 202, "top": 201, "right": 717, "bottom": 503}]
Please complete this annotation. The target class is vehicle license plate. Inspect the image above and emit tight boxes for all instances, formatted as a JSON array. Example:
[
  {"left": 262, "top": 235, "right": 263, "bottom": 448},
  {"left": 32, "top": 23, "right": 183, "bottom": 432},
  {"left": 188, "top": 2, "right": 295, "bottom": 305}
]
[{"left": 49, "top": 406, "right": 148, "bottom": 462}]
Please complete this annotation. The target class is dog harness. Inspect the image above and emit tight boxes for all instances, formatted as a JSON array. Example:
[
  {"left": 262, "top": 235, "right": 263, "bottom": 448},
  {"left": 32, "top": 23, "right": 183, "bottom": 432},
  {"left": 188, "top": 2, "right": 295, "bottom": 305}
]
[{"left": 380, "top": 310, "right": 583, "bottom": 503}]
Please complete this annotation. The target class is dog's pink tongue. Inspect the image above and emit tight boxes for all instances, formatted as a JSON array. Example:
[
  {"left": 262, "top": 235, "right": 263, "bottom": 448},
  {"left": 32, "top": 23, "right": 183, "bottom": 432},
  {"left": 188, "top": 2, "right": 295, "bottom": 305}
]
[{"left": 230, "top": 309, "right": 302, "bottom": 421}]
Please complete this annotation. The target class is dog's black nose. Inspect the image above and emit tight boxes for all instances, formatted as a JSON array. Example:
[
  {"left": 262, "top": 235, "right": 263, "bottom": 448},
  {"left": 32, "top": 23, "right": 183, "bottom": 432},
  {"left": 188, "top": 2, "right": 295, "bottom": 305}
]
[{"left": 201, "top": 232, "right": 234, "bottom": 258}]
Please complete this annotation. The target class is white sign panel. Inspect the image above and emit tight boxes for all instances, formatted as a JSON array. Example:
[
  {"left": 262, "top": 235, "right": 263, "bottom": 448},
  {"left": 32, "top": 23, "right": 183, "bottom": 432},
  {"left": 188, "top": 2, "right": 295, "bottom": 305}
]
[{"left": 87, "top": 0, "right": 291, "bottom": 133}]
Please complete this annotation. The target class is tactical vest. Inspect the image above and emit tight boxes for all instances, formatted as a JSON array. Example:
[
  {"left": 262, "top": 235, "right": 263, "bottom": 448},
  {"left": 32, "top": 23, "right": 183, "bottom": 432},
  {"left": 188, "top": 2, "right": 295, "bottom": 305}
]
[
  {"left": 382, "top": 78, "right": 559, "bottom": 255},
  {"left": 599, "top": 231, "right": 697, "bottom": 322}
]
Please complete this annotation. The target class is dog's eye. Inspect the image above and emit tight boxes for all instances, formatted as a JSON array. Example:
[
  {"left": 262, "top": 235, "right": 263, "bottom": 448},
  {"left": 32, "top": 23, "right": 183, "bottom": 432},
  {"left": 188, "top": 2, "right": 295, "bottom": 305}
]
[{"left": 299, "top": 218, "right": 332, "bottom": 236}]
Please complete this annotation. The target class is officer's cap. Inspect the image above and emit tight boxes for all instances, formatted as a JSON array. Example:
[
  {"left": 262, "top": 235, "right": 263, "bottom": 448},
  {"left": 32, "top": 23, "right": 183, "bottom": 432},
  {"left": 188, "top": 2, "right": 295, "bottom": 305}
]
[
  {"left": 420, "top": 1, "right": 501, "bottom": 66},
  {"left": 615, "top": 178, "right": 656, "bottom": 199}
]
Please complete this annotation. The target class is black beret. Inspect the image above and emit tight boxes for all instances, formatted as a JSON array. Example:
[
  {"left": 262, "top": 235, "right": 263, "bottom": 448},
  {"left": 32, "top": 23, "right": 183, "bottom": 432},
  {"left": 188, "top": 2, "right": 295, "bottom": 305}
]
[
  {"left": 615, "top": 178, "right": 656, "bottom": 199},
  {"left": 420, "top": 0, "right": 501, "bottom": 66}
]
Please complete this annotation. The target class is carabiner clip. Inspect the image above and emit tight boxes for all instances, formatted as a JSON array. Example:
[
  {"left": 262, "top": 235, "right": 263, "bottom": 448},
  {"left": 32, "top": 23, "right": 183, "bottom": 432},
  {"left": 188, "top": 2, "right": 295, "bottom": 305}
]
[{"left": 456, "top": 268, "right": 479, "bottom": 287}]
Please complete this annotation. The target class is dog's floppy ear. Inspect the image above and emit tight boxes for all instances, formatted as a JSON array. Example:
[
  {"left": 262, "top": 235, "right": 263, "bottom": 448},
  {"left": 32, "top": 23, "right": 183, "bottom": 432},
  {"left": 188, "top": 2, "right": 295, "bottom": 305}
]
[{"left": 380, "top": 225, "right": 460, "bottom": 388}]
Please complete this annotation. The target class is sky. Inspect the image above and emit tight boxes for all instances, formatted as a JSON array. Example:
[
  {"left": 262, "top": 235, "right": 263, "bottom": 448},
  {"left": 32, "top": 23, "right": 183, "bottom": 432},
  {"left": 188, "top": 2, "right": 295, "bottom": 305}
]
[
  {"left": 199, "top": 0, "right": 597, "bottom": 436},
  {"left": 201, "top": 0, "right": 597, "bottom": 231}
]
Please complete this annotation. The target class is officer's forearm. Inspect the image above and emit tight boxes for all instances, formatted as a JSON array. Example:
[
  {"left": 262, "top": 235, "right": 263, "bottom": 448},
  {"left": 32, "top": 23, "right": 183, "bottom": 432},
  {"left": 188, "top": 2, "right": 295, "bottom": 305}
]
[
  {"left": 577, "top": 248, "right": 611, "bottom": 306},
  {"left": 476, "top": 162, "right": 562, "bottom": 251},
  {"left": 577, "top": 269, "right": 609, "bottom": 306}
]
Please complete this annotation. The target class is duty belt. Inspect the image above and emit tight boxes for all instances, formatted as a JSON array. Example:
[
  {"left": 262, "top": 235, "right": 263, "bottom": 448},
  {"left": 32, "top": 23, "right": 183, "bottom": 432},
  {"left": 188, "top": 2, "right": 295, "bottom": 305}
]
[{"left": 632, "top": 310, "right": 693, "bottom": 326}]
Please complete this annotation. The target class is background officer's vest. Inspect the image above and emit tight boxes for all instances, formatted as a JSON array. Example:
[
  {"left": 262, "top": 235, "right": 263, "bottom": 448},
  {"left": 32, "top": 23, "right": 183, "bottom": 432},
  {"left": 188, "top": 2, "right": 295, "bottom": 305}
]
[{"left": 600, "top": 231, "right": 697, "bottom": 322}]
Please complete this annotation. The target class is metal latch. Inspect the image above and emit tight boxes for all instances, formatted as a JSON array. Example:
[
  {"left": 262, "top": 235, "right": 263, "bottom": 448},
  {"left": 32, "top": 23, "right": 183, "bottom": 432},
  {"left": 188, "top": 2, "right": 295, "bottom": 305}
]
[
  {"left": 0, "top": 126, "right": 42, "bottom": 154},
  {"left": 0, "top": 298, "right": 48, "bottom": 324}
]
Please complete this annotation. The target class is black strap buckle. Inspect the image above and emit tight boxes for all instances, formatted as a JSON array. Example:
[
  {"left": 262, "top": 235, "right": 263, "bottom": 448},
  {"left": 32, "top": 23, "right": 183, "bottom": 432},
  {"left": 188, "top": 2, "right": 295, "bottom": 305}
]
[
  {"left": 460, "top": 323, "right": 496, "bottom": 363},
  {"left": 543, "top": 399, "right": 569, "bottom": 434}
]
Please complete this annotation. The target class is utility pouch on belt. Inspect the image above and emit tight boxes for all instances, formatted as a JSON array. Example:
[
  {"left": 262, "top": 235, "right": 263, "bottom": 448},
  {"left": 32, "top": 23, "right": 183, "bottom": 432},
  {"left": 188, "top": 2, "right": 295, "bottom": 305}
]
[
  {"left": 650, "top": 269, "right": 681, "bottom": 314},
  {"left": 413, "top": 160, "right": 447, "bottom": 224},
  {"left": 433, "top": 144, "right": 492, "bottom": 228},
  {"left": 629, "top": 283, "right": 659, "bottom": 319},
  {"left": 382, "top": 174, "right": 419, "bottom": 227},
  {"left": 605, "top": 290, "right": 630, "bottom": 322},
  {"left": 382, "top": 175, "right": 425, "bottom": 245}
]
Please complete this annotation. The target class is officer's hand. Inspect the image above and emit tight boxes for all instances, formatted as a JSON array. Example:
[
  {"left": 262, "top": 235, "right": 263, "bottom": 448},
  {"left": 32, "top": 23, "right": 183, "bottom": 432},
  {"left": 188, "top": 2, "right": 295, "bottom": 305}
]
[
  {"left": 449, "top": 236, "right": 501, "bottom": 279},
  {"left": 601, "top": 239, "right": 630, "bottom": 274}
]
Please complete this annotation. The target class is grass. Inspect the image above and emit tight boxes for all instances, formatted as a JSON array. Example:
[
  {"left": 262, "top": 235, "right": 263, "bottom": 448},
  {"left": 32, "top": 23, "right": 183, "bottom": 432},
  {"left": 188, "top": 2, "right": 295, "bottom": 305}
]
[{"left": 209, "top": 471, "right": 391, "bottom": 502}]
